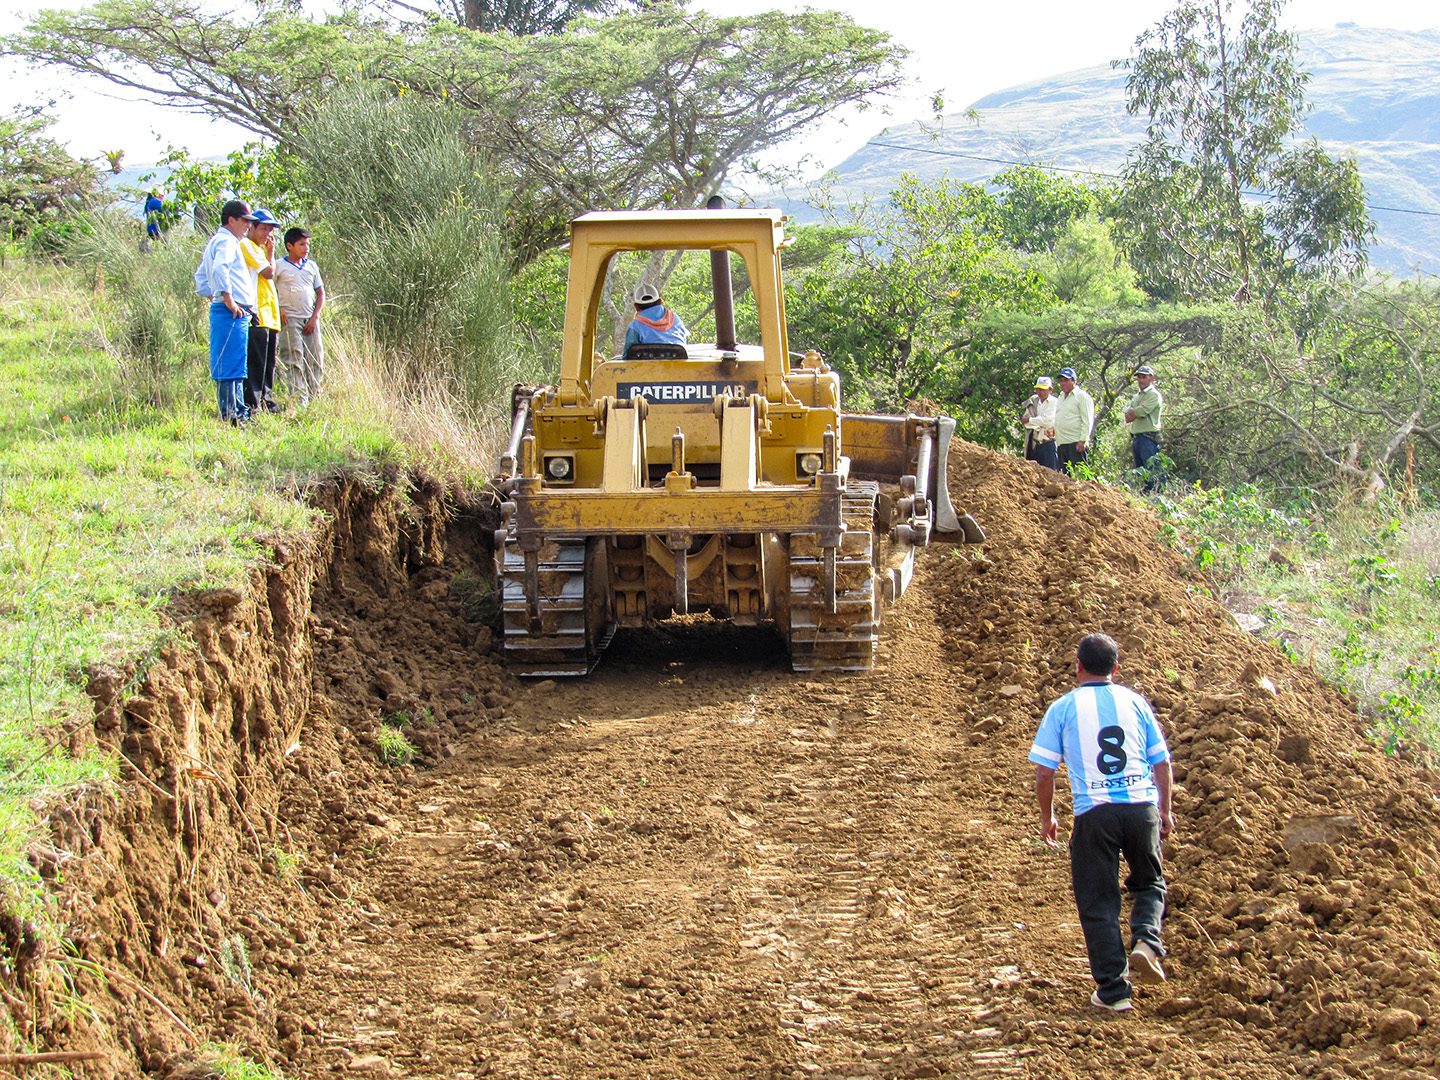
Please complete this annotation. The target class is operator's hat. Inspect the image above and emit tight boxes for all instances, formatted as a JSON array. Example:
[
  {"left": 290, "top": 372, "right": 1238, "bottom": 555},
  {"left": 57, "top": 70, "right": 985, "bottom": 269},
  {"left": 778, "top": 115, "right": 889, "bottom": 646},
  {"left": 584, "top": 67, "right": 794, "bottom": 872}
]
[
  {"left": 1034, "top": 376, "right": 1053, "bottom": 390},
  {"left": 1059, "top": 367, "right": 1078, "bottom": 380},
  {"left": 1135, "top": 364, "right": 1155, "bottom": 377},
  {"left": 633, "top": 282, "right": 661, "bottom": 305}
]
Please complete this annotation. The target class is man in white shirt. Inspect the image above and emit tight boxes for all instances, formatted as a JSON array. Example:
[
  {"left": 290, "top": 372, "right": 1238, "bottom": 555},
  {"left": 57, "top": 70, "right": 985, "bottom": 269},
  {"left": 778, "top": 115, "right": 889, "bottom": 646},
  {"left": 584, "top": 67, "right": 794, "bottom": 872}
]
[
  {"left": 1054, "top": 366, "right": 1096, "bottom": 477},
  {"left": 194, "top": 199, "right": 257, "bottom": 424},
  {"left": 273, "top": 226, "right": 327, "bottom": 407},
  {"left": 1021, "top": 375, "right": 1059, "bottom": 471}
]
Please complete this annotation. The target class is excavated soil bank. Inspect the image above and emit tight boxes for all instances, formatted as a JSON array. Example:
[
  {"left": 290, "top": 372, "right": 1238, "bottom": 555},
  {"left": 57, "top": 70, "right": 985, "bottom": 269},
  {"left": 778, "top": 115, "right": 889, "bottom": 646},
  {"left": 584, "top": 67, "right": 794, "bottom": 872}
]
[{"left": 4, "top": 446, "right": 1440, "bottom": 1080}]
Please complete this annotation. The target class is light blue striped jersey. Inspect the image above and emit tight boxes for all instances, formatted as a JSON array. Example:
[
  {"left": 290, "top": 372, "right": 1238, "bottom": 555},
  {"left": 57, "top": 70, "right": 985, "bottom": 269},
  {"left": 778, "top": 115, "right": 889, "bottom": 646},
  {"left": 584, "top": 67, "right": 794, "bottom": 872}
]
[{"left": 1028, "top": 681, "right": 1170, "bottom": 817}]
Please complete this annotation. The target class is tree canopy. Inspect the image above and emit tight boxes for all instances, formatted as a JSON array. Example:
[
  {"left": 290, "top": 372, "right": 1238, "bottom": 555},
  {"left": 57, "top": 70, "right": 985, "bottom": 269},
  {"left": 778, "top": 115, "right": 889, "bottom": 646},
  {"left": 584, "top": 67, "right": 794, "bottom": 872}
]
[
  {"left": 0, "top": 104, "right": 101, "bottom": 243},
  {"left": 4, "top": 2, "right": 906, "bottom": 259}
]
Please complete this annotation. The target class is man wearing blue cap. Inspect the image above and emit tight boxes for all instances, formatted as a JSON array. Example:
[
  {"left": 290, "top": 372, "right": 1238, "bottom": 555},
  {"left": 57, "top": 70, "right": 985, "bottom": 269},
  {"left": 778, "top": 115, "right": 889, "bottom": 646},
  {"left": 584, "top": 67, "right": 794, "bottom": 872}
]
[
  {"left": 1125, "top": 365, "right": 1163, "bottom": 491},
  {"left": 1054, "top": 367, "right": 1095, "bottom": 476},
  {"left": 241, "top": 209, "right": 284, "bottom": 414}
]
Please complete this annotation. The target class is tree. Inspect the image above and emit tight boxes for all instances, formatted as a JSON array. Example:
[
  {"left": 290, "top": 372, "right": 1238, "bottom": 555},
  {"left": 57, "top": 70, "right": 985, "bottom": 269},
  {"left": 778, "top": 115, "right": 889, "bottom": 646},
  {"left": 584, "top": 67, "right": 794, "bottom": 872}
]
[
  {"left": 0, "top": 104, "right": 101, "bottom": 244},
  {"left": 1116, "top": 0, "right": 1372, "bottom": 305},
  {"left": 1038, "top": 215, "right": 1146, "bottom": 307},
  {"left": 1185, "top": 281, "right": 1440, "bottom": 492},
  {"left": 3, "top": 1, "right": 367, "bottom": 143},
  {"left": 785, "top": 176, "right": 1054, "bottom": 412},
  {"left": 402, "top": 0, "right": 628, "bottom": 34},
  {"left": 987, "top": 165, "right": 1104, "bottom": 254},
  {"left": 401, "top": 4, "right": 907, "bottom": 258},
  {"left": 962, "top": 304, "right": 1236, "bottom": 449}
]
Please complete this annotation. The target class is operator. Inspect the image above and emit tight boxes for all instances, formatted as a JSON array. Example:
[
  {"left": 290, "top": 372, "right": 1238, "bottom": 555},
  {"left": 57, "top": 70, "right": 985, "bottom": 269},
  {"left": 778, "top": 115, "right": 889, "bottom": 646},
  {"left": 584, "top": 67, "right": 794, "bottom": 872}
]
[
  {"left": 625, "top": 282, "right": 689, "bottom": 354},
  {"left": 1124, "top": 364, "right": 1164, "bottom": 492},
  {"left": 1021, "top": 375, "right": 1059, "bottom": 471},
  {"left": 1030, "top": 632, "right": 1173, "bottom": 1013}
]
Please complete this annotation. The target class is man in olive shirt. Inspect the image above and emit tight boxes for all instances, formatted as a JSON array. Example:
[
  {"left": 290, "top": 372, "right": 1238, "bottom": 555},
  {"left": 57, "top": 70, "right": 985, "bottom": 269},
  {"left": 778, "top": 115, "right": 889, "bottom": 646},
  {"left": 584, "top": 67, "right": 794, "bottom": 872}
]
[
  {"left": 1054, "top": 367, "right": 1096, "bottom": 476},
  {"left": 1124, "top": 365, "right": 1163, "bottom": 491}
]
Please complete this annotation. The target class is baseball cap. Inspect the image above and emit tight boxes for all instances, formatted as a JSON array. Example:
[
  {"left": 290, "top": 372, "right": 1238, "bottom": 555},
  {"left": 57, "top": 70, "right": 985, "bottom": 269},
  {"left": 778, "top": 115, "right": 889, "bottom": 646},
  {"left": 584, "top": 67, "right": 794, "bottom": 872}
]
[
  {"left": 250, "top": 208, "right": 280, "bottom": 226},
  {"left": 1136, "top": 364, "right": 1155, "bottom": 377},
  {"left": 1059, "top": 367, "right": 1078, "bottom": 380},
  {"left": 633, "top": 282, "right": 661, "bottom": 305},
  {"left": 1034, "top": 376, "right": 1053, "bottom": 390},
  {"left": 221, "top": 198, "right": 256, "bottom": 224}
]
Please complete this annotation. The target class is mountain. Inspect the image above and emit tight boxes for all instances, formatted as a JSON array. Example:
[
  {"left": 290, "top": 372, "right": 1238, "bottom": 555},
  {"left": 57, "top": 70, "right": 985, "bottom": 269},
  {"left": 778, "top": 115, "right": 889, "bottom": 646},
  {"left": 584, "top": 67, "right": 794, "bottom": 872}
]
[{"left": 774, "top": 25, "right": 1440, "bottom": 277}]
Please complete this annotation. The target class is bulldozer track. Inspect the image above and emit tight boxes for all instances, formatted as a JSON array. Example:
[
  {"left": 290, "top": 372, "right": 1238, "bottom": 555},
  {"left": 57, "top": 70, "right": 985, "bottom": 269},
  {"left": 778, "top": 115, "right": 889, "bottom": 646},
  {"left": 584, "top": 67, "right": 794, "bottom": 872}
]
[
  {"left": 499, "top": 536, "right": 613, "bottom": 676},
  {"left": 787, "top": 483, "right": 881, "bottom": 673}
]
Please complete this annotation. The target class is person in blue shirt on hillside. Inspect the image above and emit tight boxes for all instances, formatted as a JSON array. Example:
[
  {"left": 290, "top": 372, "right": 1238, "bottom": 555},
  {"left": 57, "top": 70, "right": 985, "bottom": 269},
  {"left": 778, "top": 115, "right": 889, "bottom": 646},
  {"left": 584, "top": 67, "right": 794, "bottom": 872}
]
[
  {"left": 144, "top": 189, "right": 165, "bottom": 241},
  {"left": 624, "top": 282, "right": 688, "bottom": 354},
  {"left": 1030, "top": 632, "right": 1174, "bottom": 1013}
]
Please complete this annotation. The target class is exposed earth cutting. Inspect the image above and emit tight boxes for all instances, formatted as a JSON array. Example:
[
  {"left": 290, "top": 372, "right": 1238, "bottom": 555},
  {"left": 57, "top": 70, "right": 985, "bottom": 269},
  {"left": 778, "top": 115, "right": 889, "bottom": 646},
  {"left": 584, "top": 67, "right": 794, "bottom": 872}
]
[{"left": 6, "top": 443, "right": 1440, "bottom": 1080}]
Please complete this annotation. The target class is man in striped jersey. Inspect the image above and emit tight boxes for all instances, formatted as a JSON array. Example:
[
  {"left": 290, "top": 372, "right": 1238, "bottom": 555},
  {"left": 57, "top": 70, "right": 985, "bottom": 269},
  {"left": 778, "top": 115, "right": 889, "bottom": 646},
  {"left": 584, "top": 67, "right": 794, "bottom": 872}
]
[{"left": 1030, "top": 633, "right": 1174, "bottom": 1012}]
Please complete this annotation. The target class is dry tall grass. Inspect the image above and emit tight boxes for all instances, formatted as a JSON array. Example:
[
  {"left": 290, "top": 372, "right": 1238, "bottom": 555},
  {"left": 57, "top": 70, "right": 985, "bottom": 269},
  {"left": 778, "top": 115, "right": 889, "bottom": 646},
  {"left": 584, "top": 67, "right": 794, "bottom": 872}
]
[{"left": 319, "top": 319, "right": 512, "bottom": 486}]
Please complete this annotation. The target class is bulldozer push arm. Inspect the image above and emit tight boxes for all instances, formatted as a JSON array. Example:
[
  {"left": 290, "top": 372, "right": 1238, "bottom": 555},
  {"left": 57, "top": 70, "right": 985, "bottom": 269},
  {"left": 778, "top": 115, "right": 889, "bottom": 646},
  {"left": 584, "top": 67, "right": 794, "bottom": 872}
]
[{"left": 492, "top": 206, "right": 983, "bottom": 676}]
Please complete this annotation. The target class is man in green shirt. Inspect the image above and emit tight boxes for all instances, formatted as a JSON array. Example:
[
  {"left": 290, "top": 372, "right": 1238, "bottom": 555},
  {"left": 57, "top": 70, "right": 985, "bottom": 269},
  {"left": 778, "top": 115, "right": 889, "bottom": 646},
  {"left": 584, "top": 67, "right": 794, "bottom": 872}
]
[{"left": 1124, "top": 365, "right": 1163, "bottom": 491}]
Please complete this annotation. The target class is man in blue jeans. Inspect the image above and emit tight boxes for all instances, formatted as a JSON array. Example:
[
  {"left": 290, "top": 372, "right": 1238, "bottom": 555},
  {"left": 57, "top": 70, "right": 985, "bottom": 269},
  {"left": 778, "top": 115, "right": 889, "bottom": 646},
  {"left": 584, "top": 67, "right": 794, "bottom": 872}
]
[
  {"left": 1125, "top": 365, "right": 1164, "bottom": 492},
  {"left": 1030, "top": 633, "right": 1174, "bottom": 1012}
]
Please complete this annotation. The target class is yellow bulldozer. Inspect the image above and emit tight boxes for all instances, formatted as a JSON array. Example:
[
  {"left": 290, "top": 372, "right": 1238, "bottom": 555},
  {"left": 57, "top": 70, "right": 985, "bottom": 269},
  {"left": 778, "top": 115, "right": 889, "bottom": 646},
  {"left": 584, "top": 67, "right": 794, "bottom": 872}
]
[{"left": 493, "top": 204, "right": 982, "bottom": 676}]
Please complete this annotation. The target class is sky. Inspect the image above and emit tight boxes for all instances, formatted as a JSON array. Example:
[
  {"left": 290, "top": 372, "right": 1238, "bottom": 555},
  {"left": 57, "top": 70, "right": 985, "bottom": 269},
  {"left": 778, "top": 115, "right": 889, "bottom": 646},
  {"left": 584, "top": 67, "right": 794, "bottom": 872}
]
[{"left": 2, "top": 0, "right": 1438, "bottom": 175}]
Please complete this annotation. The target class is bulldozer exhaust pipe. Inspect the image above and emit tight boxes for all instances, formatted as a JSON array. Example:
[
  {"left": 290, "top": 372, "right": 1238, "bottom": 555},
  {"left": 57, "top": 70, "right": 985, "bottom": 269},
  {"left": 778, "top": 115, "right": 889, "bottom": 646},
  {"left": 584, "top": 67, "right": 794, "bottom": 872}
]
[{"left": 706, "top": 195, "right": 737, "bottom": 352}]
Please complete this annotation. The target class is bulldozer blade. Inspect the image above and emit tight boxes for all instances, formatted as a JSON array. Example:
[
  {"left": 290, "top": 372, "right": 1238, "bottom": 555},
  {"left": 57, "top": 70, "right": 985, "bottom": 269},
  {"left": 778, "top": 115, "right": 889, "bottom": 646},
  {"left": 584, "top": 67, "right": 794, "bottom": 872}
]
[
  {"left": 956, "top": 513, "right": 985, "bottom": 544},
  {"left": 932, "top": 416, "right": 961, "bottom": 534},
  {"left": 841, "top": 412, "right": 962, "bottom": 534}
]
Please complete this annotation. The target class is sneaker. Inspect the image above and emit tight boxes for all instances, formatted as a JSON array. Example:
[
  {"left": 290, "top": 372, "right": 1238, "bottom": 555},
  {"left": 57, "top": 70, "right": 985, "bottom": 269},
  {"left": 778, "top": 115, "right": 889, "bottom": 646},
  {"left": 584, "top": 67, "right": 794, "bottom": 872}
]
[
  {"left": 1129, "top": 940, "right": 1166, "bottom": 984},
  {"left": 1090, "top": 989, "right": 1134, "bottom": 1012}
]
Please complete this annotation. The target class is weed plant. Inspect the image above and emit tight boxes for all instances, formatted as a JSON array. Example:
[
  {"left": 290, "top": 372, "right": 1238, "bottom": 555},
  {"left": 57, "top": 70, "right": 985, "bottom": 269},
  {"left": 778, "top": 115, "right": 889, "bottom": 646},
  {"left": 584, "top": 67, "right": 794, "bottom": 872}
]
[
  {"left": 183, "top": 1042, "right": 287, "bottom": 1080},
  {"left": 449, "top": 568, "right": 501, "bottom": 624},
  {"left": 295, "top": 86, "right": 534, "bottom": 413},
  {"left": 374, "top": 723, "right": 417, "bottom": 767},
  {"left": 218, "top": 934, "right": 253, "bottom": 994}
]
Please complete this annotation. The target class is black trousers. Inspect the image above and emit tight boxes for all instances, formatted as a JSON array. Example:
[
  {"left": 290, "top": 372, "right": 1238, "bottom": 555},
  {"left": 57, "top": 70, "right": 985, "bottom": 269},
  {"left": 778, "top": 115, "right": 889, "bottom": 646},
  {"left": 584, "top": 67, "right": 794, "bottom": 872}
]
[
  {"left": 1058, "top": 442, "right": 1087, "bottom": 476},
  {"left": 246, "top": 325, "right": 278, "bottom": 412},
  {"left": 1070, "top": 802, "right": 1168, "bottom": 1005}
]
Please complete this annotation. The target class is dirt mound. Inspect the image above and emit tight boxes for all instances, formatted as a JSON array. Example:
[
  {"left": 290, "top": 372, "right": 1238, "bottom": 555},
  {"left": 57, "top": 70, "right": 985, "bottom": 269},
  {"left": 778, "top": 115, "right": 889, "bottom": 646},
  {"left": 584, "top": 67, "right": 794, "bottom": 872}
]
[
  {"left": 5, "top": 444, "right": 1440, "bottom": 1080},
  {"left": 935, "top": 442, "right": 1440, "bottom": 1070}
]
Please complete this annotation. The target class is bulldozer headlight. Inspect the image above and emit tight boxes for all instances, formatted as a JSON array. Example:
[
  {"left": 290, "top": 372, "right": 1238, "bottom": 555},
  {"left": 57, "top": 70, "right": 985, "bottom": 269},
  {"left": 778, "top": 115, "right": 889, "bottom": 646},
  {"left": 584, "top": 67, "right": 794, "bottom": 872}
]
[
  {"left": 797, "top": 452, "right": 823, "bottom": 477},
  {"left": 546, "top": 454, "right": 574, "bottom": 481}
]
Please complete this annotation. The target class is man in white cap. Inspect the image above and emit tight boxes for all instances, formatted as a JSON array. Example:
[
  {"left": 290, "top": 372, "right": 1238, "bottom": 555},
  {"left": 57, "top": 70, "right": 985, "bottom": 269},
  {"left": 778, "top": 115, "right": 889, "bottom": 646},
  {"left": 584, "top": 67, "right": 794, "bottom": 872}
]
[
  {"left": 1124, "top": 365, "right": 1164, "bottom": 491},
  {"left": 624, "top": 282, "right": 689, "bottom": 354},
  {"left": 1054, "top": 367, "right": 1096, "bottom": 476},
  {"left": 1021, "top": 375, "right": 1059, "bottom": 471}
]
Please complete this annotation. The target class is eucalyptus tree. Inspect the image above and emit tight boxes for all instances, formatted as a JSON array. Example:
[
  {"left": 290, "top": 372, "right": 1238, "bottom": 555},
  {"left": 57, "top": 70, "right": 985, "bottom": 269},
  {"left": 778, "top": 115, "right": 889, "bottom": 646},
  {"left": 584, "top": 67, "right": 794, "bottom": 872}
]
[{"left": 1116, "top": 0, "right": 1372, "bottom": 305}]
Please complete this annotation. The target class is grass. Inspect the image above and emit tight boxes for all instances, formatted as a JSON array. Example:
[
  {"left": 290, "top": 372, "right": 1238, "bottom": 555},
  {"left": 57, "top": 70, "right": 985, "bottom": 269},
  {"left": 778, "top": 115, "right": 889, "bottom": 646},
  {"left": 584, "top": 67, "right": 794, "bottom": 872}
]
[
  {"left": 374, "top": 723, "right": 417, "bottom": 767},
  {"left": 0, "top": 252, "right": 505, "bottom": 918},
  {"left": 181, "top": 1042, "right": 288, "bottom": 1080}
]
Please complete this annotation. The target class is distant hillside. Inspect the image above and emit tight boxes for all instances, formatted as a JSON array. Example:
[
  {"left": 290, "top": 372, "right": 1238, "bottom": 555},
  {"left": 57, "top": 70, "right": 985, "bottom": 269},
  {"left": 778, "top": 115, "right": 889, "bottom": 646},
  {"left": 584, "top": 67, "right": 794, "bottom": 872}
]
[{"left": 773, "top": 25, "right": 1440, "bottom": 277}]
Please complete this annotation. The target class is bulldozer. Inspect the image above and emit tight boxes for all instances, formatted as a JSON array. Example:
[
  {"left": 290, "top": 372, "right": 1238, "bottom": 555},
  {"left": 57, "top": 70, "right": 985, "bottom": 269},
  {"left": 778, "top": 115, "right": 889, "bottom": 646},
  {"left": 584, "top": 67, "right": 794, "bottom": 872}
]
[{"left": 492, "top": 203, "right": 983, "bottom": 676}]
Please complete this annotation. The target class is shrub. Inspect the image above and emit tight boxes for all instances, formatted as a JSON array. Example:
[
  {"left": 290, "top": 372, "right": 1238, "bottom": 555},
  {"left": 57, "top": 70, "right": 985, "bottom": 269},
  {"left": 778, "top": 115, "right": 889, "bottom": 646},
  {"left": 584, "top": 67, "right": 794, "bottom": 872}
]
[{"left": 295, "top": 86, "right": 520, "bottom": 412}]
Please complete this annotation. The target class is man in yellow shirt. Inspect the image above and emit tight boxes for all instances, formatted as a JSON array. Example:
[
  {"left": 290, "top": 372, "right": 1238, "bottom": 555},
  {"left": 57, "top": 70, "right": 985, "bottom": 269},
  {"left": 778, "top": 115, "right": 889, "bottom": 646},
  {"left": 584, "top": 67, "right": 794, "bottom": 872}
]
[{"left": 241, "top": 209, "right": 283, "bottom": 414}]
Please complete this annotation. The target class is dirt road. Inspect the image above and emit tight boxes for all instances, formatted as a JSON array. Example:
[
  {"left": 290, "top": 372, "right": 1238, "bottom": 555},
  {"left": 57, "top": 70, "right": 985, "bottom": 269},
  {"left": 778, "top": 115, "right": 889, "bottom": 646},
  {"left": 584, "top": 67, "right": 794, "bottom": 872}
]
[{"left": 35, "top": 445, "right": 1440, "bottom": 1079}]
